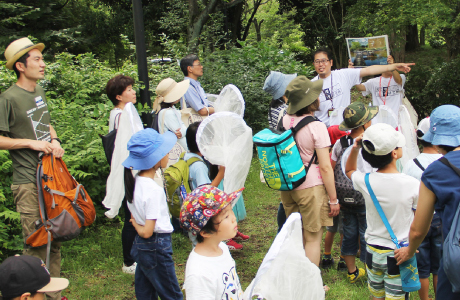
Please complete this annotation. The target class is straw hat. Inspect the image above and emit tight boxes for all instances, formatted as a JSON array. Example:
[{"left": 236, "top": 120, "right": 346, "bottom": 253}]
[
  {"left": 4, "top": 38, "right": 45, "bottom": 70},
  {"left": 153, "top": 78, "right": 190, "bottom": 112}
]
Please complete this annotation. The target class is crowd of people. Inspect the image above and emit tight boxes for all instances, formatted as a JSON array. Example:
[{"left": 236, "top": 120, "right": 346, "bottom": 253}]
[{"left": 1, "top": 36, "right": 460, "bottom": 300}]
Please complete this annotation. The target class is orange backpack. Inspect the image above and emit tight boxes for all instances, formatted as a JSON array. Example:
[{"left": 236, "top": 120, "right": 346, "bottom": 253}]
[{"left": 26, "top": 154, "right": 96, "bottom": 266}]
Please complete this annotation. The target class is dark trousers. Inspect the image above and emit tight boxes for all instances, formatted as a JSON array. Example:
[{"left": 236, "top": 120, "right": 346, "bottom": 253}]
[{"left": 122, "top": 198, "right": 137, "bottom": 266}]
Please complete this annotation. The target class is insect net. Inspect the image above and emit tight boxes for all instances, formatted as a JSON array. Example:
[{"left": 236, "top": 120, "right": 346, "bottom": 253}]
[
  {"left": 372, "top": 105, "right": 398, "bottom": 128},
  {"left": 196, "top": 112, "right": 252, "bottom": 197},
  {"left": 243, "top": 213, "right": 325, "bottom": 300},
  {"left": 213, "top": 84, "right": 245, "bottom": 117},
  {"left": 398, "top": 105, "right": 420, "bottom": 168},
  {"left": 206, "top": 93, "right": 219, "bottom": 106}
]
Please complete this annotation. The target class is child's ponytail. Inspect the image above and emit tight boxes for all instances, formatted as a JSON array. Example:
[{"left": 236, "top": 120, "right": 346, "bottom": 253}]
[{"left": 124, "top": 168, "right": 135, "bottom": 203}]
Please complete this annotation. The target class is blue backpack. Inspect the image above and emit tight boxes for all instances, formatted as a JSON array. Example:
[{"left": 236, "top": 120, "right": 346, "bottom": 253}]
[
  {"left": 439, "top": 157, "right": 460, "bottom": 292},
  {"left": 253, "top": 115, "right": 318, "bottom": 191}
]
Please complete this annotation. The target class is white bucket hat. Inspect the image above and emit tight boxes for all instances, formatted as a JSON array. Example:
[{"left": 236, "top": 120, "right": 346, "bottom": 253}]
[
  {"left": 4, "top": 38, "right": 45, "bottom": 70},
  {"left": 363, "top": 123, "right": 405, "bottom": 155},
  {"left": 153, "top": 78, "right": 190, "bottom": 112}
]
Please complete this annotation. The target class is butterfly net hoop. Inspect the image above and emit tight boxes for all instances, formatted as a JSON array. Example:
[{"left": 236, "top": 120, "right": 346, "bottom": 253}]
[
  {"left": 243, "top": 213, "right": 325, "bottom": 300},
  {"left": 196, "top": 112, "right": 252, "bottom": 197},
  {"left": 206, "top": 93, "right": 219, "bottom": 106},
  {"left": 372, "top": 105, "right": 398, "bottom": 128},
  {"left": 398, "top": 105, "right": 420, "bottom": 167},
  {"left": 214, "top": 84, "right": 245, "bottom": 117}
]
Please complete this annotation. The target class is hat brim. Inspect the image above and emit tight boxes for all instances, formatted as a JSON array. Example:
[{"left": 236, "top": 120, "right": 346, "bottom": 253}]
[
  {"left": 286, "top": 79, "right": 323, "bottom": 115},
  {"left": 338, "top": 105, "right": 379, "bottom": 131},
  {"left": 162, "top": 80, "right": 190, "bottom": 103},
  {"left": 422, "top": 131, "right": 460, "bottom": 147},
  {"left": 273, "top": 73, "right": 297, "bottom": 100},
  {"left": 6, "top": 43, "right": 45, "bottom": 70},
  {"left": 37, "top": 278, "right": 69, "bottom": 294},
  {"left": 122, "top": 131, "right": 177, "bottom": 170}
]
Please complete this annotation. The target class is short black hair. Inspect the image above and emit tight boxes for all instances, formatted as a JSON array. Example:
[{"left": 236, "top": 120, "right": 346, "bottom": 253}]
[
  {"left": 437, "top": 145, "right": 458, "bottom": 153},
  {"left": 180, "top": 54, "right": 199, "bottom": 76},
  {"left": 313, "top": 48, "right": 333, "bottom": 61},
  {"left": 416, "top": 130, "right": 433, "bottom": 148},
  {"left": 3, "top": 292, "right": 38, "bottom": 300},
  {"left": 270, "top": 97, "right": 285, "bottom": 109},
  {"left": 186, "top": 121, "right": 201, "bottom": 153},
  {"left": 361, "top": 143, "right": 397, "bottom": 169},
  {"left": 12, "top": 52, "right": 30, "bottom": 79},
  {"left": 105, "top": 75, "right": 135, "bottom": 106},
  {"left": 196, "top": 215, "right": 218, "bottom": 243}
]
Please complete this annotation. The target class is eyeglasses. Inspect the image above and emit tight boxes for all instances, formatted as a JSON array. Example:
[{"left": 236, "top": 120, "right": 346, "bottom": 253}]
[
  {"left": 192, "top": 63, "right": 202, "bottom": 67},
  {"left": 314, "top": 59, "right": 330, "bottom": 65}
]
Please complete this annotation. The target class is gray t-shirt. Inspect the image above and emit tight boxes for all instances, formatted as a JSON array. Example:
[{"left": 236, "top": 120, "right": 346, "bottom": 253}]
[{"left": 0, "top": 84, "right": 51, "bottom": 184}]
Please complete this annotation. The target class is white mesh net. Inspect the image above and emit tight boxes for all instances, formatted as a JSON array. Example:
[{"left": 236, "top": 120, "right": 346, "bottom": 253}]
[
  {"left": 372, "top": 105, "right": 398, "bottom": 128},
  {"left": 214, "top": 84, "right": 245, "bottom": 117},
  {"left": 206, "top": 93, "right": 219, "bottom": 106},
  {"left": 243, "top": 213, "right": 325, "bottom": 300},
  {"left": 196, "top": 112, "right": 252, "bottom": 197},
  {"left": 398, "top": 105, "right": 420, "bottom": 168},
  {"left": 402, "top": 97, "right": 418, "bottom": 128}
]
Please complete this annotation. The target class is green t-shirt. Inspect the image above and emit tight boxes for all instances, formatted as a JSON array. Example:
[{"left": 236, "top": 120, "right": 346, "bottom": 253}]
[{"left": 0, "top": 84, "right": 51, "bottom": 184}]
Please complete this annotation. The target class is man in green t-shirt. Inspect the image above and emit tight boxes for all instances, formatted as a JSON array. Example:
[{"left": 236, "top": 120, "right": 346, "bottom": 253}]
[{"left": 0, "top": 38, "right": 64, "bottom": 300}]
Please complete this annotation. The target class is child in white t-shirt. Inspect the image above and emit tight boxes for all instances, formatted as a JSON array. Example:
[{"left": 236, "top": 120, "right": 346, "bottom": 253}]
[
  {"left": 180, "top": 185, "right": 245, "bottom": 300},
  {"left": 122, "top": 128, "right": 183, "bottom": 300},
  {"left": 345, "top": 123, "right": 419, "bottom": 300}
]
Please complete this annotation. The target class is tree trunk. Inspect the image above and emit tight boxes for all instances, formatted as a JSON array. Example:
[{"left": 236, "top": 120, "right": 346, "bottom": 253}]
[
  {"left": 389, "top": 26, "right": 406, "bottom": 63},
  {"left": 405, "top": 24, "right": 419, "bottom": 51},
  {"left": 187, "top": 0, "right": 220, "bottom": 53},
  {"left": 253, "top": 18, "right": 263, "bottom": 42}
]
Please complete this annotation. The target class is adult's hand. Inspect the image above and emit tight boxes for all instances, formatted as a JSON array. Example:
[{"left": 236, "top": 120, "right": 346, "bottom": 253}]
[
  {"left": 328, "top": 202, "right": 340, "bottom": 217},
  {"left": 174, "top": 129, "right": 182, "bottom": 139},
  {"left": 394, "top": 63, "right": 415, "bottom": 73},
  {"left": 51, "top": 139, "right": 65, "bottom": 158},
  {"left": 29, "top": 140, "right": 54, "bottom": 154}
]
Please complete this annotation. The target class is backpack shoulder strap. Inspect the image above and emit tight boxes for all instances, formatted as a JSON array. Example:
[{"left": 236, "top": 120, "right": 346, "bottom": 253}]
[
  {"left": 186, "top": 157, "right": 202, "bottom": 167},
  {"left": 339, "top": 135, "right": 353, "bottom": 149},
  {"left": 413, "top": 158, "right": 426, "bottom": 171},
  {"left": 292, "top": 115, "right": 319, "bottom": 135},
  {"left": 439, "top": 157, "right": 460, "bottom": 177}
]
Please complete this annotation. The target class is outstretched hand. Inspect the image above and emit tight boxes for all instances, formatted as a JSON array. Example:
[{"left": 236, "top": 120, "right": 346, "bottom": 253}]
[{"left": 394, "top": 62, "right": 415, "bottom": 73}]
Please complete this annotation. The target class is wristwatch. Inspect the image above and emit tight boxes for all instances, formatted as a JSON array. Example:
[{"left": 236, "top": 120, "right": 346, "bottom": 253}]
[{"left": 51, "top": 138, "right": 62, "bottom": 144}]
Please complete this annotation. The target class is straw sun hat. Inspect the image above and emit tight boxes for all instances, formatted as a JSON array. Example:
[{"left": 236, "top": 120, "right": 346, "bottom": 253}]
[
  {"left": 4, "top": 37, "right": 45, "bottom": 70},
  {"left": 153, "top": 78, "right": 190, "bottom": 112}
]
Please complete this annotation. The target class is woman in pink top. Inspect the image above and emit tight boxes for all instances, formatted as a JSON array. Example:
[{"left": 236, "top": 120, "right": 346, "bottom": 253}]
[{"left": 281, "top": 76, "right": 339, "bottom": 266}]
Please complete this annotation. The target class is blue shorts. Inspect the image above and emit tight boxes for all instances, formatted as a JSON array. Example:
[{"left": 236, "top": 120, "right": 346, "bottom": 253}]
[
  {"left": 341, "top": 205, "right": 366, "bottom": 262},
  {"left": 326, "top": 211, "right": 343, "bottom": 234},
  {"left": 416, "top": 214, "right": 442, "bottom": 278}
]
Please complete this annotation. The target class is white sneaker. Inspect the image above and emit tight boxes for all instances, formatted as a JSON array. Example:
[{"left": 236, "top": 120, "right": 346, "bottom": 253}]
[{"left": 122, "top": 262, "right": 137, "bottom": 274}]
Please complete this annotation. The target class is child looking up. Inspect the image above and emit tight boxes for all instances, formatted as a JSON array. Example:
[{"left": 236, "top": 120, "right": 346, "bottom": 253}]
[
  {"left": 180, "top": 185, "right": 245, "bottom": 299},
  {"left": 123, "top": 128, "right": 183, "bottom": 300},
  {"left": 346, "top": 123, "right": 419, "bottom": 300}
]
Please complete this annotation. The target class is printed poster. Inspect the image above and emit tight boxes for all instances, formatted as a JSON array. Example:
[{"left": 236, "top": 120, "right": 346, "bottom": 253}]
[{"left": 346, "top": 35, "right": 390, "bottom": 67}]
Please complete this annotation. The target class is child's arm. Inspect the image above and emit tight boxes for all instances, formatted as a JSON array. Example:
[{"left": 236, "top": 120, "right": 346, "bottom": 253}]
[
  {"left": 131, "top": 218, "right": 156, "bottom": 239},
  {"left": 210, "top": 166, "right": 225, "bottom": 187},
  {"left": 317, "top": 147, "right": 339, "bottom": 217},
  {"left": 345, "top": 134, "right": 363, "bottom": 179},
  {"left": 388, "top": 55, "right": 403, "bottom": 86}
]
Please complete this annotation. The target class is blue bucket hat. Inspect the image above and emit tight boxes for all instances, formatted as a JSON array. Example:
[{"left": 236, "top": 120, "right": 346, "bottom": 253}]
[
  {"left": 122, "top": 128, "right": 177, "bottom": 170},
  {"left": 263, "top": 71, "right": 297, "bottom": 100},
  {"left": 422, "top": 105, "right": 460, "bottom": 147}
]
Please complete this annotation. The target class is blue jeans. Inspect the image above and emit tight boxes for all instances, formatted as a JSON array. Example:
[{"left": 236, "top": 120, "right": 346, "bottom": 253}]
[
  {"left": 416, "top": 213, "right": 442, "bottom": 278},
  {"left": 130, "top": 233, "right": 183, "bottom": 300},
  {"left": 341, "top": 205, "right": 367, "bottom": 263}
]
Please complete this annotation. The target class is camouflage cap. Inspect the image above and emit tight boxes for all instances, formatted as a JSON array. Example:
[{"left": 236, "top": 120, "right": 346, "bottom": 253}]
[{"left": 339, "top": 102, "right": 379, "bottom": 131}]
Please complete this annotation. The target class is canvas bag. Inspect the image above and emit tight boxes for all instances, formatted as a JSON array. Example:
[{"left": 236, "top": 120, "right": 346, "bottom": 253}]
[
  {"left": 438, "top": 157, "right": 460, "bottom": 292},
  {"left": 364, "top": 173, "right": 421, "bottom": 292},
  {"left": 180, "top": 96, "right": 207, "bottom": 127},
  {"left": 253, "top": 116, "right": 318, "bottom": 191},
  {"left": 163, "top": 152, "right": 202, "bottom": 218},
  {"left": 334, "top": 136, "right": 365, "bottom": 206},
  {"left": 99, "top": 113, "right": 120, "bottom": 165},
  {"left": 26, "top": 154, "right": 96, "bottom": 268}
]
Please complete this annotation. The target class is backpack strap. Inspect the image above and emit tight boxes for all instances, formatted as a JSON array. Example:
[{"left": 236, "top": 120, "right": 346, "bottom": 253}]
[
  {"left": 413, "top": 158, "right": 426, "bottom": 171},
  {"left": 339, "top": 135, "right": 353, "bottom": 149},
  {"left": 291, "top": 115, "right": 319, "bottom": 134},
  {"left": 439, "top": 157, "right": 460, "bottom": 177}
]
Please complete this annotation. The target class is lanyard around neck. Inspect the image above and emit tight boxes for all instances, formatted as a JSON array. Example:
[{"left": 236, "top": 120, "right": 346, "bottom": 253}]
[{"left": 379, "top": 75, "right": 392, "bottom": 105}]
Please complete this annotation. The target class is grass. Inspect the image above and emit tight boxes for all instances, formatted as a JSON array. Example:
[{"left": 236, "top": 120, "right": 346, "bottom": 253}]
[{"left": 60, "top": 159, "right": 434, "bottom": 299}]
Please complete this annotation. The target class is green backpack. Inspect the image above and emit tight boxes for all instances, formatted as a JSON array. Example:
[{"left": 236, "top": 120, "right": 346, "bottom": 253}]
[{"left": 163, "top": 152, "right": 202, "bottom": 218}]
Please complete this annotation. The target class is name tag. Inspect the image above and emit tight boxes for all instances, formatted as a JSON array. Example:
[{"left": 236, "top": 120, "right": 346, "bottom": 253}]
[{"left": 35, "top": 96, "right": 44, "bottom": 106}]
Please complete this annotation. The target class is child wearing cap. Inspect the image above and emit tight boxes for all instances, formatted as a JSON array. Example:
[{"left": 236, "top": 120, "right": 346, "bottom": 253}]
[
  {"left": 345, "top": 123, "right": 419, "bottom": 300},
  {"left": 122, "top": 128, "right": 183, "bottom": 300},
  {"left": 0, "top": 255, "right": 69, "bottom": 300},
  {"left": 180, "top": 185, "right": 245, "bottom": 299}
]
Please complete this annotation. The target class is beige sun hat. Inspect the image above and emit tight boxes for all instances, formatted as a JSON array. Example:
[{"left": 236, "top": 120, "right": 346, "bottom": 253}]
[
  {"left": 4, "top": 38, "right": 45, "bottom": 70},
  {"left": 153, "top": 78, "right": 190, "bottom": 112}
]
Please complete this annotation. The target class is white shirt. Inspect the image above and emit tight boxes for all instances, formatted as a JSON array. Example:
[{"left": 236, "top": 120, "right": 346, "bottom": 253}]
[
  {"left": 184, "top": 243, "right": 243, "bottom": 300},
  {"left": 158, "top": 108, "right": 188, "bottom": 150},
  {"left": 312, "top": 68, "right": 362, "bottom": 127},
  {"left": 108, "top": 108, "right": 122, "bottom": 132},
  {"left": 403, "top": 153, "right": 442, "bottom": 182},
  {"left": 362, "top": 74, "right": 406, "bottom": 118},
  {"left": 127, "top": 176, "right": 173, "bottom": 233},
  {"left": 352, "top": 171, "right": 419, "bottom": 249}
]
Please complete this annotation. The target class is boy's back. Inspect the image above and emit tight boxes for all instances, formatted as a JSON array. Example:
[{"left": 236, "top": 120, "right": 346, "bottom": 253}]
[{"left": 352, "top": 171, "right": 418, "bottom": 248}]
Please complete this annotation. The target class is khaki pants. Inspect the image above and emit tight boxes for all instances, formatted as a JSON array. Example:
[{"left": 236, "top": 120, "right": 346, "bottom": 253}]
[{"left": 12, "top": 183, "right": 62, "bottom": 300}]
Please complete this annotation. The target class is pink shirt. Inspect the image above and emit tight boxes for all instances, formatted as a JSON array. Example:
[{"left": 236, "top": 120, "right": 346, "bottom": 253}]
[{"left": 283, "top": 113, "right": 331, "bottom": 190}]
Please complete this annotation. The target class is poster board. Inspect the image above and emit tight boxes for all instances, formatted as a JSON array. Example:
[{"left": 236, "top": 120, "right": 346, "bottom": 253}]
[{"left": 346, "top": 35, "right": 390, "bottom": 67}]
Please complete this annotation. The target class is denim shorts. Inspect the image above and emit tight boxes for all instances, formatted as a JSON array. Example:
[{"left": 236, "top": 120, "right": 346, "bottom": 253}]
[
  {"left": 341, "top": 205, "right": 367, "bottom": 262},
  {"left": 326, "top": 211, "right": 343, "bottom": 234},
  {"left": 416, "top": 214, "right": 442, "bottom": 278}
]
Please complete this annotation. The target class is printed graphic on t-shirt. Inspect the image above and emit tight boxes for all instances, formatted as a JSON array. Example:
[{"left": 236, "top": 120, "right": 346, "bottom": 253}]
[
  {"left": 320, "top": 83, "right": 343, "bottom": 101},
  {"left": 26, "top": 102, "right": 50, "bottom": 141},
  {"left": 220, "top": 266, "right": 243, "bottom": 300},
  {"left": 373, "top": 85, "right": 402, "bottom": 97}
]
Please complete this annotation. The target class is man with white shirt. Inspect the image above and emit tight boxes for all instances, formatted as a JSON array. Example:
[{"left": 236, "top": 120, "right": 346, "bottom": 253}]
[{"left": 311, "top": 48, "right": 414, "bottom": 127}]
